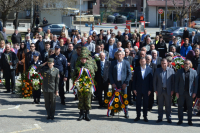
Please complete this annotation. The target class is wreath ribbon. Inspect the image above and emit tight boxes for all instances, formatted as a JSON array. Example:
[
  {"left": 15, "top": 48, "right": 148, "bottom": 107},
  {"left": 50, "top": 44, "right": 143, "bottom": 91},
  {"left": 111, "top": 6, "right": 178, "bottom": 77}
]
[{"left": 107, "top": 88, "right": 126, "bottom": 117}]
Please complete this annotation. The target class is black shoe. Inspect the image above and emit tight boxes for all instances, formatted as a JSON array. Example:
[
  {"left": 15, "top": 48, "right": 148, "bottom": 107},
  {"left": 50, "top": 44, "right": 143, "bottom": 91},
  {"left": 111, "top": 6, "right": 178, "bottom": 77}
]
[
  {"left": 11, "top": 91, "right": 15, "bottom": 94},
  {"left": 32, "top": 101, "right": 36, "bottom": 104},
  {"left": 85, "top": 110, "right": 91, "bottom": 121},
  {"left": 129, "top": 102, "right": 133, "bottom": 105},
  {"left": 196, "top": 112, "right": 200, "bottom": 116},
  {"left": 46, "top": 116, "right": 51, "bottom": 120},
  {"left": 51, "top": 116, "right": 55, "bottom": 120},
  {"left": 4, "top": 91, "right": 10, "bottom": 93},
  {"left": 125, "top": 113, "right": 129, "bottom": 119},
  {"left": 61, "top": 99, "right": 65, "bottom": 105},
  {"left": 183, "top": 109, "right": 187, "bottom": 112},
  {"left": 188, "top": 121, "right": 193, "bottom": 126},
  {"left": 177, "top": 121, "right": 182, "bottom": 125},
  {"left": 148, "top": 108, "right": 152, "bottom": 112},
  {"left": 66, "top": 91, "right": 69, "bottom": 94},
  {"left": 77, "top": 110, "right": 84, "bottom": 121},
  {"left": 74, "top": 95, "right": 78, "bottom": 100},
  {"left": 134, "top": 117, "right": 140, "bottom": 121},
  {"left": 173, "top": 103, "right": 178, "bottom": 107},
  {"left": 167, "top": 119, "right": 172, "bottom": 123},
  {"left": 110, "top": 110, "right": 114, "bottom": 116},
  {"left": 144, "top": 117, "right": 148, "bottom": 122},
  {"left": 37, "top": 98, "right": 40, "bottom": 104},
  {"left": 156, "top": 119, "right": 162, "bottom": 123}
]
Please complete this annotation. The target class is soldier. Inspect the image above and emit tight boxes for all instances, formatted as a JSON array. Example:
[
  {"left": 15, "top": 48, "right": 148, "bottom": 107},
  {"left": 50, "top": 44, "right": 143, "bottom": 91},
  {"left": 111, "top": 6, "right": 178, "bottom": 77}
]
[
  {"left": 30, "top": 52, "right": 43, "bottom": 104},
  {"left": 72, "top": 47, "right": 97, "bottom": 121},
  {"left": 49, "top": 45, "right": 68, "bottom": 105},
  {"left": 36, "top": 58, "right": 59, "bottom": 120}
]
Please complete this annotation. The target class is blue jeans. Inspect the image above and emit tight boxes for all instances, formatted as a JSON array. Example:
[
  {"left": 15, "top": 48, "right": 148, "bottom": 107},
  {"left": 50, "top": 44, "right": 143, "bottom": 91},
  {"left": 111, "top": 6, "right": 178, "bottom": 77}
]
[
  {"left": 173, "top": 22, "right": 177, "bottom": 27},
  {"left": 184, "top": 22, "right": 187, "bottom": 27}
]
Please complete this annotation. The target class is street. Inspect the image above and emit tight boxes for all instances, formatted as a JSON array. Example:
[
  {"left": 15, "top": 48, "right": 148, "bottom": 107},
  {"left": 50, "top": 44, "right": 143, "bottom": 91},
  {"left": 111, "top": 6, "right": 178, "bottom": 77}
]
[{"left": 0, "top": 83, "right": 200, "bottom": 133}]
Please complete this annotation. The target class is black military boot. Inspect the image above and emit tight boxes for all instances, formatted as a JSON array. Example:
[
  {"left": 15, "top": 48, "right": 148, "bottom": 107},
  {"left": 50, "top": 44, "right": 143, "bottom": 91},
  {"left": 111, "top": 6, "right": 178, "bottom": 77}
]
[
  {"left": 77, "top": 110, "right": 84, "bottom": 121},
  {"left": 37, "top": 98, "right": 40, "bottom": 104},
  {"left": 85, "top": 110, "right": 91, "bottom": 121},
  {"left": 33, "top": 98, "right": 37, "bottom": 104}
]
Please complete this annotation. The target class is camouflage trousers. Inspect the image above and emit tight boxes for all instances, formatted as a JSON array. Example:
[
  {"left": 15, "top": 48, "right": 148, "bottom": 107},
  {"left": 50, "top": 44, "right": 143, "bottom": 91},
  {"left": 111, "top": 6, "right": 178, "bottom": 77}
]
[{"left": 78, "top": 92, "right": 92, "bottom": 110}]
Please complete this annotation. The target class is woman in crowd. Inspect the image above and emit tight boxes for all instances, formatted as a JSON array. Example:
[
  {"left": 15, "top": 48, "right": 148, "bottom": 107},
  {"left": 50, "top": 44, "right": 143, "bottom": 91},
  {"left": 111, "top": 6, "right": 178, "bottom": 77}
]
[
  {"left": 59, "top": 39, "right": 67, "bottom": 54},
  {"left": 133, "top": 36, "right": 142, "bottom": 49},
  {"left": 43, "top": 34, "right": 51, "bottom": 42},
  {"left": 58, "top": 32, "right": 67, "bottom": 45},
  {"left": 156, "top": 36, "right": 167, "bottom": 58},
  {"left": 126, "top": 42, "right": 132, "bottom": 51},
  {"left": 131, "top": 33, "right": 137, "bottom": 45},
  {"left": 32, "top": 33, "right": 39, "bottom": 43},
  {"left": 16, "top": 42, "right": 29, "bottom": 76},
  {"left": 92, "top": 32, "right": 98, "bottom": 43},
  {"left": 48, "top": 48, "right": 55, "bottom": 56}
]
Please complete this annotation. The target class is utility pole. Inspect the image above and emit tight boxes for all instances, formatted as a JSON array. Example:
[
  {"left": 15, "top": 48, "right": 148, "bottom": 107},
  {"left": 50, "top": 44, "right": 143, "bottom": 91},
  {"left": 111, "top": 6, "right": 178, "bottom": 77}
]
[
  {"left": 143, "top": 0, "right": 146, "bottom": 21},
  {"left": 31, "top": 0, "right": 33, "bottom": 28},
  {"left": 165, "top": 0, "right": 167, "bottom": 28}
]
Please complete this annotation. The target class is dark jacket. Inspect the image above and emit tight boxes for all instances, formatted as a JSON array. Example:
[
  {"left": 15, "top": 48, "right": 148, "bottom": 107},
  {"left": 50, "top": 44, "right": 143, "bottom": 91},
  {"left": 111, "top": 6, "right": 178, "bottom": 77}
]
[
  {"left": 35, "top": 40, "right": 45, "bottom": 53},
  {"left": 96, "top": 59, "right": 110, "bottom": 83},
  {"left": 0, "top": 51, "right": 18, "bottom": 72},
  {"left": 132, "top": 66, "right": 153, "bottom": 93},
  {"left": 183, "top": 30, "right": 189, "bottom": 39},
  {"left": 191, "top": 56, "right": 200, "bottom": 70},
  {"left": 26, "top": 32, "right": 34, "bottom": 40},
  {"left": 11, "top": 33, "right": 21, "bottom": 44},
  {"left": 115, "top": 35, "right": 124, "bottom": 42},
  {"left": 155, "top": 40, "right": 167, "bottom": 58},
  {"left": 25, "top": 50, "right": 41, "bottom": 71},
  {"left": 50, "top": 40, "right": 60, "bottom": 48},
  {"left": 43, "top": 20, "right": 48, "bottom": 25}
]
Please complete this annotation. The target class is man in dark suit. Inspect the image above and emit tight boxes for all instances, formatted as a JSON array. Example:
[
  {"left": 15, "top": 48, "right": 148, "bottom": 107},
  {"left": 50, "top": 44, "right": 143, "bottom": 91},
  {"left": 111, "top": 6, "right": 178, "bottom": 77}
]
[
  {"left": 41, "top": 42, "right": 50, "bottom": 63},
  {"left": 146, "top": 44, "right": 159, "bottom": 57},
  {"left": 109, "top": 50, "right": 131, "bottom": 118},
  {"left": 35, "top": 35, "right": 45, "bottom": 53},
  {"left": 26, "top": 28, "right": 34, "bottom": 40},
  {"left": 96, "top": 52, "right": 110, "bottom": 107},
  {"left": 124, "top": 48, "right": 133, "bottom": 105},
  {"left": 99, "top": 43, "right": 109, "bottom": 59},
  {"left": 151, "top": 50, "right": 162, "bottom": 68},
  {"left": 25, "top": 43, "right": 41, "bottom": 71},
  {"left": 189, "top": 31, "right": 198, "bottom": 46},
  {"left": 50, "top": 35, "right": 60, "bottom": 48},
  {"left": 64, "top": 43, "right": 74, "bottom": 93},
  {"left": 104, "top": 38, "right": 117, "bottom": 61},
  {"left": 132, "top": 57, "right": 153, "bottom": 122},
  {"left": 116, "top": 31, "right": 124, "bottom": 42},
  {"left": 154, "top": 58, "right": 175, "bottom": 123},
  {"left": 11, "top": 29, "right": 21, "bottom": 44},
  {"left": 1, "top": 44, "right": 18, "bottom": 94},
  {"left": 175, "top": 59, "right": 198, "bottom": 126},
  {"left": 135, "top": 50, "right": 146, "bottom": 67},
  {"left": 122, "top": 35, "right": 131, "bottom": 48},
  {"left": 146, "top": 55, "right": 157, "bottom": 111},
  {"left": 183, "top": 27, "right": 189, "bottom": 40}
]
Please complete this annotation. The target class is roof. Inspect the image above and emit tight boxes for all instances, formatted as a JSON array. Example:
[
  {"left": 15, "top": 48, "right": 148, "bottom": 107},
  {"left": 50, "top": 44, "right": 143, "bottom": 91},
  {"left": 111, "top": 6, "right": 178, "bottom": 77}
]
[{"left": 147, "top": 0, "right": 190, "bottom": 7}]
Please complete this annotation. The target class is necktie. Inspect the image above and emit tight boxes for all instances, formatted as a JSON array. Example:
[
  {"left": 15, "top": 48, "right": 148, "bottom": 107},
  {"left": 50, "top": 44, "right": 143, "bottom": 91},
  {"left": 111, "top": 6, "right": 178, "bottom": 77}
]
[{"left": 101, "top": 62, "right": 104, "bottom": 77}]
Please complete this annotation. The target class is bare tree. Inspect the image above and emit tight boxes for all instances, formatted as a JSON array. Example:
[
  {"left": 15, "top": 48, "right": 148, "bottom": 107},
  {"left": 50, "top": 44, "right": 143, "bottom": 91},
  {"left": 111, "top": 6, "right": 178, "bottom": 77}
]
[{"left": 172, "top": 0, "right": 200, "bottom": 26}]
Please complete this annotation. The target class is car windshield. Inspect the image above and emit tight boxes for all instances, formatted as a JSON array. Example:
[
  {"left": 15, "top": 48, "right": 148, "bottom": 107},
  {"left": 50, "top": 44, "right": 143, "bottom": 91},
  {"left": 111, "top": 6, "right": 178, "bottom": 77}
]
[{"left": 165, "top": 27, "right": 179, "bottom": 32}]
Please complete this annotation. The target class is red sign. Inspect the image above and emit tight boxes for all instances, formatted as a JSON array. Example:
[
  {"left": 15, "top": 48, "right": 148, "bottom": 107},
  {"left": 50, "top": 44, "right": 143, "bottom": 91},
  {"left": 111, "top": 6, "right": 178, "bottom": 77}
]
[
  {"left": 114, "top": 26, "right": 118, "bottom": 30},
  {"left": 158, "top": 9, "right": 163, "bottom": 14}
]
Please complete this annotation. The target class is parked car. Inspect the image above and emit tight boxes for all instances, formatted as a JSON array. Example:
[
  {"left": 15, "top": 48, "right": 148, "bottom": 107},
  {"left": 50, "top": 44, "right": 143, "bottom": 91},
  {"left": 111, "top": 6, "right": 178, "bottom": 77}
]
[
  {"left": 191, "top": 18, "right": 200, "bottom": 29},
  {"left": 161, "top": 27, "right": 199, "bottom": 42},
  {"left": 33, "top": 23, "right": 81, "bottom": 37}
]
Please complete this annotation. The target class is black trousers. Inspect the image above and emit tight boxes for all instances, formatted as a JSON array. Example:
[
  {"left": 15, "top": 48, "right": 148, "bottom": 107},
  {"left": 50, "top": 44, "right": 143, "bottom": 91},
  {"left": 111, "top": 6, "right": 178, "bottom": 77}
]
[
  {"left": 66, "top": 71, "right": 71, "bottom": 92},
  {"left": 43, "top": 92, "right": 56, "bottom": 117},
  {"left": 148, "top": 91, "right": 154, "bottom": 110},
  {"left": 97, "top": 78, "right": 108, "bottom": 106},
  {"left": 5, "top": 69, "right": 15, "bottom": 92},
  {"left": 127, "top": 84, "right": 132, "bottom": 103},
  {"left": 59, "top": 74, "right": 64, "bottom": 99},
  {"left": 136, "top": 92, "right": 149, "bottom": 118},
  {"left": 33, "top": 89, "right": 41, "bottom": 99}
]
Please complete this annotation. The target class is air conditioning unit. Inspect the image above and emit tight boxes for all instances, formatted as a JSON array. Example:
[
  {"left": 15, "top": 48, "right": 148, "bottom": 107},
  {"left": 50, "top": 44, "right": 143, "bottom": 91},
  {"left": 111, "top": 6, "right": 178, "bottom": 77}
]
[
  {"left": 100, "top": 4, "right": 104, "bottom": 7},
  {"left": 118, "top": 4, "right": 123, "bottom": 7},
  {"left": 132, "top": 4, "right": 136, "bottom": 7},
  {"left": 125, "top": 4, "right": 130, "bottom": 7}
]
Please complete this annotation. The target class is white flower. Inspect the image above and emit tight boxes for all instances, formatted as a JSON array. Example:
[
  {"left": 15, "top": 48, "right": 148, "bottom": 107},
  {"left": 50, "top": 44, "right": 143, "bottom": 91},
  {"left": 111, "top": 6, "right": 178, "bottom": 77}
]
[{"left": 33, "top": 79, "right": 40, "bottom": 86}]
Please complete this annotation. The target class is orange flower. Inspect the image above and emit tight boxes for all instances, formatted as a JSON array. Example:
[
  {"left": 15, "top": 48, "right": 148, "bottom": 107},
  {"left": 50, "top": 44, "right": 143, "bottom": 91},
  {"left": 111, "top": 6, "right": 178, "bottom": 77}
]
[
  {"left": 25, "top": 84, "right": 27, "bottom": 88},
  {"left": 22, "top": 88, "right": 25, "bottom": 90},
  {"left": 22, "top": 93, "right": 24, "bottom": 95},
  {"left": 24, "top": 95, "right": 27, "bottom": 97},
  {"left": 23, "top": 80, "right": 26, "bottom": 82},
  {"left": 27, "top": 94, "right": 30, "bottom": 97},
  {"left": 30, "top": 87, "right": 32, "bottom": 90},
  {"left": 27, "top": 83, "right": 29, "bottom": 85},
  {"left": 114, "top": 109, "right": 118, "bottom": 113},
  {"left": 26, "top": 87, "right": 29, "bottom": 90}
]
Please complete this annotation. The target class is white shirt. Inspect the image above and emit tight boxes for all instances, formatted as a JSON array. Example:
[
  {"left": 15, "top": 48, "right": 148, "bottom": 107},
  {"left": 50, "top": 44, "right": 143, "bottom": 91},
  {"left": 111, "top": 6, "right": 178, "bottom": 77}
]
[
  {"left": 192, "top": 36, "right": 194, "bottom": 43},
  {"left": 117, "top": 60, "right": 123, "bottom": 81},
  {"left": 89, "top": 30, "right": 98, "bottom": 36},
  {"left": 152, "top": 58, "right": 157, "bottom": 64},
  {"left": 106, "top": 34, "right": 111, "bottom": 43},
  {"left": 101, "top": 60, "right": 105, "bottom": 67},
  {"left": 141, "top": 66, "right": 146, "bottom": 79}
]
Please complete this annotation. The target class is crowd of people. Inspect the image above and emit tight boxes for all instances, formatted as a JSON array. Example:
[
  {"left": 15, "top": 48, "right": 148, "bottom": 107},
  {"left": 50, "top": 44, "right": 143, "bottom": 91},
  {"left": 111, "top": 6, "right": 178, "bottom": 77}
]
[{"left": 0, "top": 25, "right": 200, "bottom": 124}]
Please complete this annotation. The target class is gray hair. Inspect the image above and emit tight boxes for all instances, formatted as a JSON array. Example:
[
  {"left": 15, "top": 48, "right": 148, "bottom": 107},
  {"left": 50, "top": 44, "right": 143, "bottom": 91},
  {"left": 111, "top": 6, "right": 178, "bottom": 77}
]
[
  {"left": 5, "top": 44, "right": 11, "bottom": 48},
  {"left": 133, "top": 46, "right": 138, "bottom": 50},
  {"left": 125, "top": 48, "right": 130, "bottom": 51},
  {"left": 26, "top": 34, "right": 30, "bottom": 37},
  {"left": 53, "top": 35, "right": 57, "bottom": 38},
  {"left": 147, "top": 37, "right": 151, "bottom": 40},
  {"left": 168, "top": 52, "right": 173, "bottom": 55},
  {"left": 146, "top": 55, "right": 152, "bottom": 60},
  {"left": 99, "top": 52, "right": 105, "bottom": 56},
  {"left": 151, "top": 50, "right": 157, "bottom": 54}
]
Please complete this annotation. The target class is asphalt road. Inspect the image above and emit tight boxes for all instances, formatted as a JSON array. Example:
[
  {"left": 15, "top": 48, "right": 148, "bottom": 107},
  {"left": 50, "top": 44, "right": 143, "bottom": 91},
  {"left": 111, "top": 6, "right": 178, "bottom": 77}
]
[{"left": 0, "top": 82, "right": 200, "bottom": 133}]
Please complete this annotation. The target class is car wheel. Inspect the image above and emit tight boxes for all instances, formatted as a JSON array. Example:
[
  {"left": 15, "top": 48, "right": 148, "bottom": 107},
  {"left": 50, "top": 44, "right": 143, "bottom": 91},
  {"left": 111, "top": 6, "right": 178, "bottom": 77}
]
[{"left": 176, "top": 36, "right": 182, "bottom": 43}]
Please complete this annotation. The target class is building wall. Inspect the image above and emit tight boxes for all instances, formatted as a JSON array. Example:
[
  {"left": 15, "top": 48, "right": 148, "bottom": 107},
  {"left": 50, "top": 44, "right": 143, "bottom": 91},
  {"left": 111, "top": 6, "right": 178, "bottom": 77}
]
[
  {"left": 75, "top": 1, "right": 89, "bottom": 12},
  {"left": 41, "top": 10, "right": 62, "bottom": 24},
  {"left": 148, "top": 6, "right": 157, "bottom": 27},
  {"left": 93, "top": 0, "right": 100, "bottom": 15}
]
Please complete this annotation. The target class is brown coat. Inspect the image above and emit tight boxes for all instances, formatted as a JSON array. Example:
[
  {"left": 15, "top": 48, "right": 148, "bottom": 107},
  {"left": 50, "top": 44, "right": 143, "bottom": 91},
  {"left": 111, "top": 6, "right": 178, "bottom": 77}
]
[{"left": 16, "top": 49, "right": 29, "bottom": 73}]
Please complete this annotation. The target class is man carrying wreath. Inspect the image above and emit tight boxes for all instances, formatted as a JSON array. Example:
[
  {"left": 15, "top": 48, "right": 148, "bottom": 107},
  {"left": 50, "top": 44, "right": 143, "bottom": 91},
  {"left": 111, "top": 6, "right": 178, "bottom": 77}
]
[
  {"left": 72, "top": 47, "right": 97, "bottom": 121},
  {"left": 109, "top": 50, "right": 131, "bottom": 118}
]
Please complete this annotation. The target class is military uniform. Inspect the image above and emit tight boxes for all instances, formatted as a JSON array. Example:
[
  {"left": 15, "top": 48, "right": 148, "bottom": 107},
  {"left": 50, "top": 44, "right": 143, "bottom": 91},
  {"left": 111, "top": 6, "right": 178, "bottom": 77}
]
[
  {"left": 36, "top": 58, "right": 59, "bottom": 120},
  {"left": 30, "top": 52, "right": 43, "bottom": 104},
  {"left": 49, "top": 45, "right": 68, "bottom": 105},
  {"left": 73, "top": 47, "right": 97, "bottom": 121}
]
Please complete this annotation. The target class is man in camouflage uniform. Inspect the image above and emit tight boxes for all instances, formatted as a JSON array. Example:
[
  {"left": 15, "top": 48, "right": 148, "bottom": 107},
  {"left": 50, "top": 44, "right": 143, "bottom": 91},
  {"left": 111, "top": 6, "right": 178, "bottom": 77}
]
[{"left": 72, "top": 47, "right": 97, "bottom": 121}]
